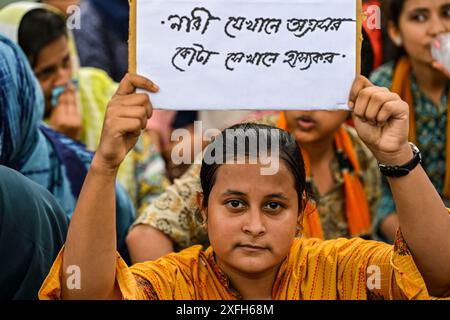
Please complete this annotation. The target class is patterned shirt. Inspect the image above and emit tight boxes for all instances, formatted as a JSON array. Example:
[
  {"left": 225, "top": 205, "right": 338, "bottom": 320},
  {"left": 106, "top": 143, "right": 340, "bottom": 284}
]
[
  {"left": 133, "top": 114, "right": 381, "bottom": 250},
  {"left": 370, "top": 62, "right": 449, "bottom": 240}
]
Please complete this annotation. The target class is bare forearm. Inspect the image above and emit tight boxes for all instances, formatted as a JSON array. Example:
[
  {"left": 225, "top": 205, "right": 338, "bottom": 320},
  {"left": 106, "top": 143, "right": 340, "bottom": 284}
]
[
  {"left": 385, "top": 147, "right": 450, "bottom": 294},
  {"left": 62, "top": 157, "right": 120, "bottom": 299},
  {"left": 127, "top": 225, "right": 175, "bottom": 263},
  {"left": 379, "top": 213, "right": 399, "bottom": 243}
]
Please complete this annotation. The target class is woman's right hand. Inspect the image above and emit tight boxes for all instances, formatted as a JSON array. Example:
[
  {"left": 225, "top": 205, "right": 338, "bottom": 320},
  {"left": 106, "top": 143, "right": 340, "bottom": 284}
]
[
  {"left": 48, "top": 83, "right": 82, "bottom": 140},
  {"left": 94, "top": 74, "right": 159, "bottom": 171}
]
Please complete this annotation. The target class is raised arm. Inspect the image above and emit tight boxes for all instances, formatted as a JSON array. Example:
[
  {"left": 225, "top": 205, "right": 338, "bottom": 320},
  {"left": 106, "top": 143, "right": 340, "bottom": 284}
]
[
  {"left": 61, "top": 74, "right": 158, "bottom": 299},
  {"left": 349, "top": 76, "right": 450, "bottom": 296}
]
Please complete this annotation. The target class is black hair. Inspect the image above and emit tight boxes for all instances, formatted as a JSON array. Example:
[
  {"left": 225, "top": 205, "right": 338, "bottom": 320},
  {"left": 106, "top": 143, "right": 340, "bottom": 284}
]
[
  {"left": 382, "top": 0, "right": 407, "bottom": 62},
  {"left": 361, "top": 27, "right": 375, "bottom": 77},
  {"left": 199, "top": 123, "right": 307, "bottom": 215},
  {"left": 18, "top": 8, "right": 67, "bottom": 68},
  {"left": 385, "top": 0, "right": 405, "bottom": 27}
]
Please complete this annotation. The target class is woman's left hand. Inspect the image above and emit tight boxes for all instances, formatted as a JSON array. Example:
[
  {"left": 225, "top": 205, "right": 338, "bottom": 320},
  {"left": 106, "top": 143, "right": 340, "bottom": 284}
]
[{"left": 348, "top": 75, "right": 411, "bottom": 164}]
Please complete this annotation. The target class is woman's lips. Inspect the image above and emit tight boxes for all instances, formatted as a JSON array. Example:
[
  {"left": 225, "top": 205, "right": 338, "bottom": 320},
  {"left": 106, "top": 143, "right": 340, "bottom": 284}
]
[
  {"left": 296, "top": 116, "right": 317, "bottom": 130},
  {"left": 237, "top": 244, "right": 267, "bottom": 253}
]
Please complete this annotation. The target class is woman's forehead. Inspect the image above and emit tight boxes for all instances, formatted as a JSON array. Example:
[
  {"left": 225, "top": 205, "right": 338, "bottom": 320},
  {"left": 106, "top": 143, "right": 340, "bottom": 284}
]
[
  {"left": 212, "top": 162, "right": 296, "bottom": 195},
  {"left": 403, "top": 0, "right": 450, "bottom": 11}
]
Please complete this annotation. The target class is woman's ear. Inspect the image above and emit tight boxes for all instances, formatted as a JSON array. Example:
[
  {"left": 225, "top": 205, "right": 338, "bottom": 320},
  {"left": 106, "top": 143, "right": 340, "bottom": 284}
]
[
  {"left": 387, "top": 21, "right": 403, "bottom": 47},
  {"left": 196, "top": 192, "right": 207, "bottom": 226}
]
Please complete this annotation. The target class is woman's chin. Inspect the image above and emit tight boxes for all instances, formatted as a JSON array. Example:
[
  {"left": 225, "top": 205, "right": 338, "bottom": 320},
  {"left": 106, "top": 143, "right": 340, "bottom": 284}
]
[
  {"left": 231, "top": 256, "right": 277, "bottom": 275},
  {"left": 293, "top": 130, "right": 320, "bottom": 145}
]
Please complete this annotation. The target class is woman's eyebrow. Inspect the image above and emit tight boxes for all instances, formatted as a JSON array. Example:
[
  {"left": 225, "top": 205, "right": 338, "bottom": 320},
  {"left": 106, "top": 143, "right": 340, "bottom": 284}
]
[
  {"left": 35, "top": 53, "right": 71, "bottom": 75},
  {"left": 264, "top": 193, "right": 288, "bottom": 200},
  {"left": 222, "top": 190, "right": 247, "bottom": 197},
  {"left": 35, "top": 64, "right": 57, "bottom": 77},
  {"left": 408, "top": 8, "right": 429, "bottom": 14}
]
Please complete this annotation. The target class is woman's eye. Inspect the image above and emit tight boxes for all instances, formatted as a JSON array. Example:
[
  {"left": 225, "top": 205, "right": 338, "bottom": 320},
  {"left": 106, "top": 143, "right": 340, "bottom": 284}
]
[
  {"left": 62, "top": 57, "right": 71, "bottom": 69},
  {"left": 226, "top": 200, "right": 245, "bottom": 209},
  {"left": 264, "top": 202, "right": 282, "bottom": 211},
  {"left": 410, "top": 13, "right": 427, "bottom": 22},
  {"left": 442, "top": 7, "right": 450, "bottom": 18},
  {"left": 38, "top": 70, "right": 53, "bottom": 81}
]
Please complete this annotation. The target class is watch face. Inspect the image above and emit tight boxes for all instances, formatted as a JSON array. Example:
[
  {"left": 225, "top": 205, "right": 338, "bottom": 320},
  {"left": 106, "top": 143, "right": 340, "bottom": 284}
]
[{"left": 409, "top": 142, "right": 422, "bottom": 162}]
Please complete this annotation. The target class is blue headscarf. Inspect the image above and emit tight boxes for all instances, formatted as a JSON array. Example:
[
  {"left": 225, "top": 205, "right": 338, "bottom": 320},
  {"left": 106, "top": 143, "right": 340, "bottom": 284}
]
[
  {"left": 0, "top": 34, "right": 134, "bottom": 261},
  {"left": 0, "top": 33, "right": 42, "bottom": 169}
]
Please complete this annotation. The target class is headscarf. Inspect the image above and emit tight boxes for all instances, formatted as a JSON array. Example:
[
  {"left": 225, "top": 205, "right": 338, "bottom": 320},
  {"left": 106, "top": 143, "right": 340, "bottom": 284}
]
[
  {"left": 277, "top": 112, "right": 372, "bottom": 238},
  {"left": 0, "top": 165, "right": 68, "bottom": 300},
  {"left": 0, "top": 31, "right": 43, "bottom": 170},
  {"left": 0, "top": 34, "right": 134, "bottom": 261}
]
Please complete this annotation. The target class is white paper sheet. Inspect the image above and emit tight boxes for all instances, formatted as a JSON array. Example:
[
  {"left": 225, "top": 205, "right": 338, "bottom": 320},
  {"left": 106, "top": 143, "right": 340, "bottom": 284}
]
[{"left": 135, "top": 0, "right": 357, "bottom": 110}]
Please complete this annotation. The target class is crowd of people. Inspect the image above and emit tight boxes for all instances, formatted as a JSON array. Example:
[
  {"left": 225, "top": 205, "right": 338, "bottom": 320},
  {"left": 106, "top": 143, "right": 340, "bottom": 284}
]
[{"left": 0, "top": 0, "right": 449, "bottom": 300}]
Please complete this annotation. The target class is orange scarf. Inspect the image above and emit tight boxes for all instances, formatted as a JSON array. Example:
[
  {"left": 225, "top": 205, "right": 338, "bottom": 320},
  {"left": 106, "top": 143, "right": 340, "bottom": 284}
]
[
  {"left": 277, "top": 112, "right": 371, "bottom": 238},
  {"left": 391, "top": 57, "right": 450, "bottom": 199}
]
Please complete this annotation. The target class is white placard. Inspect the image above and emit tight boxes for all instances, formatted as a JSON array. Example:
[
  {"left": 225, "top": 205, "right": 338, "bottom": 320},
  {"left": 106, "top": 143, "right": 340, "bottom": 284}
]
[{"left": 135, "top": 0, "right": 358, "bottom": 110}]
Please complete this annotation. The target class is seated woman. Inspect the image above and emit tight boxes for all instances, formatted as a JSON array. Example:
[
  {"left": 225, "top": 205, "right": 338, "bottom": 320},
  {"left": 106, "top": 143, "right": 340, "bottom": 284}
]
[
  {"left": 0, "top": 165, "right": 68, "bottom": 300},
  {"left": 0, "top": 34, "right": 134, "bottom": 262},
  {"left": 0, "top": 1, "right": 169, "bottom": 208},
  {"left": 40, "top": 74, "right": 450, "bottom": 299},
  {"left": 370, "top": 0, "right": 450, "bottom": 242}
]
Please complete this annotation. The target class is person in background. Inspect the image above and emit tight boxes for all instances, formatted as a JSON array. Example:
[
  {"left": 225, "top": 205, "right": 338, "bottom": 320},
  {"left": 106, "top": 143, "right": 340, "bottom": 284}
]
[
  {"left": 0, "top": 165, "right": 68, "bottom": 300},
  {"left": 370, "top": 0, "right": 450, "bottom": 242},
  {"left": 0, "top": 2, "right": 83, "bottom": 141},
  {"left": 0, "top": 33, "right": 134, "bottom": 262}
]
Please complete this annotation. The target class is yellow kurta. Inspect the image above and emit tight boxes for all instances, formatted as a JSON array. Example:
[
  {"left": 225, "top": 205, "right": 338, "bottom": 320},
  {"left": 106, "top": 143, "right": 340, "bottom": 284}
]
[{"left": 39, "top": 231, "right": 450, "bottom": 300}]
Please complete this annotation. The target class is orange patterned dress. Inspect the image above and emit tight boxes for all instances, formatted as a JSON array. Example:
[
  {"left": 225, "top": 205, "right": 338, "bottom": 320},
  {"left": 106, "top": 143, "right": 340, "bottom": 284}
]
[{"left": 39, "top": 231, "right": 449, "bottom": 300}]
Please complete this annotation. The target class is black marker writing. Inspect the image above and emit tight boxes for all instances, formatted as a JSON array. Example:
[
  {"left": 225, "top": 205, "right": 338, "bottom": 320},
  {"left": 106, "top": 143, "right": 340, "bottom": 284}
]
[
  {"left": 164, "top": 7, "right": 220, "bottom": 35},
  {"left": 171, "top": 43, "right": 220, "bottom": 72},
  {"left": 224, "top": 17, "right": 282, "bottom": 38},
  {"left": 225, "top": 52, "right": 280, "bottom": 71},
  {"left": 286, "top": 17, "right": 355, "bottom": 38},
  {"left": 283, "top": 51, "right": 344, "bottom": 70}
]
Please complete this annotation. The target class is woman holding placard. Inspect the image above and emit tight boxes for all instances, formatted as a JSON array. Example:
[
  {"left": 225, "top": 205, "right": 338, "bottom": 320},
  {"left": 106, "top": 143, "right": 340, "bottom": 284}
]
[{"left": 39, "top": 71, "right": 450, "bottom": 300}]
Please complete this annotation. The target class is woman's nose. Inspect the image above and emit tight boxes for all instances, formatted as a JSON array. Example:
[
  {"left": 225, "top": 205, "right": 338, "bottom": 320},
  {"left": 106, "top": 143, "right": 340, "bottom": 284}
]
[
  {"left": 242, "top": 209, "right": 266, "bottom": 237},
  {"left": 428, "top": 14, "right": 447, "bottom": 38},
  {"left": 53, "top": 66, "right": 71, "bottom": 87}
]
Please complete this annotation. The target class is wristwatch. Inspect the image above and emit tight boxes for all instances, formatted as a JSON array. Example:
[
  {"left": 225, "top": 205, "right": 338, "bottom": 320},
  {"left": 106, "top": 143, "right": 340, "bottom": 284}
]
[{"left": 378, "top": 143, "right": 422, "bottom": 177}]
